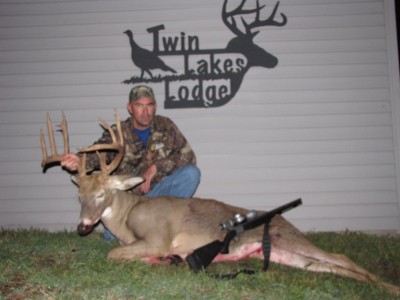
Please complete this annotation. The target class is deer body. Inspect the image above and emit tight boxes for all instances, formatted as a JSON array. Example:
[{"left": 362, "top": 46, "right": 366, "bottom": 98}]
[
  {"left": 41, "top": 111, "right": 400, "bottom": 295},
  {"left": 79, "top": 177, "right": 400, "bottom": 295},
  {"left": 76, "top": 174, "right": 262, "bottom": 261},
  {"left": 97, "top": 185, "right": 400, "bottom": 294}
]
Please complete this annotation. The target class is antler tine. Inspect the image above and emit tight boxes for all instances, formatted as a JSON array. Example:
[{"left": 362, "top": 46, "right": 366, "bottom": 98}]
[
  {"left": 101, "top": 110, "right": 124, "bottom": 175},
  {"left": 47, "top": 113, "right": 57, "bottom": 157},
  {"left": 40, "top": 112, "right": 69, "bottom": 168},
  {"left": 115, "top": 109, "right": 124, "bottom": 147},
  {"left": 40, "top": 129, "right": 48, "bottom": 167},
  {"left": 60, "top": 111, "right": 70, "bottom": 154},
  {"left": 97, "top": 151, "right": 110, "bottom": 174},
  {"left": 222, "top": 0, "right": 259, "bottom": 36},
  {"left": 77, "top": 153, "right": 88, "bottom": 177},
  {"left": 78, "top": 110, "right": 125, "bottom": 176},
  {"left": 223, "top": 0, "right": 257, "bottom": 18},
  {"left": 244, "top": 1, "right": 287, "bottom": 32}
]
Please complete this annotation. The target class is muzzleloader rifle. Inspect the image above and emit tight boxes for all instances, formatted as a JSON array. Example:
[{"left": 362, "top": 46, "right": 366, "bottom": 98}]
[{"left": 186, "top": 198, "right": 303, "bottom": 273}]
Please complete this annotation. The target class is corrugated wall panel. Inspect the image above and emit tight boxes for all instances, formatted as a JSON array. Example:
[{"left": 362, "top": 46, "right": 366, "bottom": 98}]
[{"left": 0, "top": 0, "right": 399, "bottom": 232}]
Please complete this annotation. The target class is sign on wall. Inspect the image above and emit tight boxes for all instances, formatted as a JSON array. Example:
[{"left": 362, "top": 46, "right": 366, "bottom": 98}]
[{"left": 122, "top": 0, "right": 287, "bottom": 108}]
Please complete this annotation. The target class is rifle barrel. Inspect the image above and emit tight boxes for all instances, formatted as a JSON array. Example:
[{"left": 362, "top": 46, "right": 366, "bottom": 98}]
[{"left": 241, "top": 198, "right": 302, "bottom": 231}]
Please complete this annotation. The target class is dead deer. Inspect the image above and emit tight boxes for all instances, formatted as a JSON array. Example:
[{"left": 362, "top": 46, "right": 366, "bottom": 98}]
[
  {"left": 222, "top": 0, "right": 287, "bottom": 69},
  {"left": 40, "top": 111, "right": 400, "bottom": 295}
]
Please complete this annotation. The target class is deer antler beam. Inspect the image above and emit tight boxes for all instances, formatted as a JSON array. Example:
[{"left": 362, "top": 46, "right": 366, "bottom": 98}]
[
  {"left": 77, "top": 110, "right": 125, "bottom": 176},
  {"left": 222, "top": 0, "right": 287, "bottom": 38},
  {"left": 78, "top": 112, "right": 124, "bottom": 153},
  {"left": 40, "top": 111, "right": 69, "bottom": 168},
  {"left": 223, "top": 0, "right": 261, "bottom": 17},
  {"left": 222, "top": 0, "right": 261, "bottom": 35},
  {"left": 252, "top": 1, "right": 287, "bottom": 28}
]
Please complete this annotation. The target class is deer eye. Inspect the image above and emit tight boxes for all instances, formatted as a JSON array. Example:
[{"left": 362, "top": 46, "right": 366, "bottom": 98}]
[{"left": 97, "top": 192, "right": 105, "bottom": 200}]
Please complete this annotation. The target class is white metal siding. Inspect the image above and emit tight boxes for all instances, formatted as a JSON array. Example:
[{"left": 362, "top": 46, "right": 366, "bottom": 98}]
[{"left": 0, "top": 0, "right": 399, "bottom": 232}]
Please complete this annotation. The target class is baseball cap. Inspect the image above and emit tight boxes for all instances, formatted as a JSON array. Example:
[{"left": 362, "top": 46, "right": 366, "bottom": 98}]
[{"left": 129, "top": 85, "right": 156, "bottom": 102}]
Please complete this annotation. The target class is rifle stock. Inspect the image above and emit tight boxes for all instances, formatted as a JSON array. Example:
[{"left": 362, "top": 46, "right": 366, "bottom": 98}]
[
  {"left": 186, "top": 198, "right": 302, "bottom": 272},
  {"left": 186, "top": 240, "right": 224, "bottom": 272}
]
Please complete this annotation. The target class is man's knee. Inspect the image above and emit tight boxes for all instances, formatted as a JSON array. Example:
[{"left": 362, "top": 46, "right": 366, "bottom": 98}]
[{"left": 181, "top": 165, "right": 201, "bottom": 184}]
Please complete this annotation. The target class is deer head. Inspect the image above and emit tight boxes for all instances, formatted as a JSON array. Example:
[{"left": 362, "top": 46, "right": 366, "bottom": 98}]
[
  {"left": 40, "top": 110, "right": 144, "bottom": 235},
  {"left": 222, "top": 0, "right": 287, "bottom": 69}
]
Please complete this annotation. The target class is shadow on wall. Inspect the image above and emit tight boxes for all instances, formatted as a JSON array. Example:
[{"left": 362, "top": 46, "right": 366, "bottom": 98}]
[{"left": 396, "top": 1, "right": 400, "bottom": 70}]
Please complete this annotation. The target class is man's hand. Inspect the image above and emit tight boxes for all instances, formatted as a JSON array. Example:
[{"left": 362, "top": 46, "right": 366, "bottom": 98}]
[
  {"left": 141, "top": 164, "right": 157, "bottom": 194},
  {"left": 61, "top": 153, "right": 80, "bottom": 171}
]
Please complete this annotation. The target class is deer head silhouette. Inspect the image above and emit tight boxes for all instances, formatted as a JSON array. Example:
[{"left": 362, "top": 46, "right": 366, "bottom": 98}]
[{"left": 222, "top": 0, "right": 287, "bottom": 69}]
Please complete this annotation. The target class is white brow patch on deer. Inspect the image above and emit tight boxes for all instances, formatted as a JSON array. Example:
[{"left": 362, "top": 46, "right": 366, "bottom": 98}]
[
  {"left": 102, "top": 207, "right": 112, "bottom": 218},
  {"left": 95, "top": 192, "right": 105, "bottom": 205}
]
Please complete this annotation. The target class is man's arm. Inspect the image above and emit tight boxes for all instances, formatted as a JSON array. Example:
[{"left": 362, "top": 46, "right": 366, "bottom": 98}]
[
  {"left": 140, "top": 164, "right": 157, "bottom": 194},
  {"left": 60, "top": 126, "right": 115, "bottom": 173}
]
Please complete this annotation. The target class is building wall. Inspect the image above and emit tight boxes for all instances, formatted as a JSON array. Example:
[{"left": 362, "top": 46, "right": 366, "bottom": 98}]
[{"left": 0, "top": 0, "right": 399, "bottom": 232}]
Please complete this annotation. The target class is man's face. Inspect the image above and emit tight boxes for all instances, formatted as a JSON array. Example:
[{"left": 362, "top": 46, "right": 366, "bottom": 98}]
[{"left": 127, "top": 97, "right": 157, "bottom": 130}]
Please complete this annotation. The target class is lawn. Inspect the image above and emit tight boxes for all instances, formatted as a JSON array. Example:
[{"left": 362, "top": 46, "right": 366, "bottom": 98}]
[{"left": 0, "top": 229, "right": 399, "bottom": 299}]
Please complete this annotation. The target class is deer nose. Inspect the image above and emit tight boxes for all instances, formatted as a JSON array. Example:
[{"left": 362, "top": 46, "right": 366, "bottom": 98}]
[{"left": 77, "top": 222, "right": 93, "bottom": 236}]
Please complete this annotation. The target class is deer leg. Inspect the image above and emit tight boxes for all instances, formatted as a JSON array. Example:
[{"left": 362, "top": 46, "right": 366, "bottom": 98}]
[
  {"left": 108, "top": 241, "right": 185, "bottom": 266},
  {"left": 269, "top": 216, "right": 400, "bottom": 295},
  {"left": 270, "top": 243, "right": 400, "bottom": 295},
  {"left": 108, "top": 240, "right": 168, "bottom": 261},
  {"left": 270, "top": 245, "right": 376, "bottom": 281},
  {"left": 140, "top": 255, "right": 184, "bottom": 265}
]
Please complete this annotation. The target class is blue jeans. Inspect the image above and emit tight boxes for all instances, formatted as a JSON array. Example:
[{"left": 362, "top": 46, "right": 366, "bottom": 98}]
[
  {"left": 145, "top": 164, "right": 201, "bottom": 198},
  {"left": 103, "top": 165, "right": 201, "bottom": 240}
]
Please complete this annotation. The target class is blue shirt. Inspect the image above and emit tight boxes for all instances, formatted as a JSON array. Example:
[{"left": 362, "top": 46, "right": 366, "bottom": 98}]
[{"left": 134, "top": 127, "right": 151, "bottom": 146}]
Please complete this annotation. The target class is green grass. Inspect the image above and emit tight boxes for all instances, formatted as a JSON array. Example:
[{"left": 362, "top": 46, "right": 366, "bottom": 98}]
[{"left": 0, "top": 229, "right": 399, "bottom": 299}]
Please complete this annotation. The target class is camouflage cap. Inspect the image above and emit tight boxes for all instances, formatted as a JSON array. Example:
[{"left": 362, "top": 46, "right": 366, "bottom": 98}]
[{"left": 129, "top": 85, "right": 156, "bottom": 102}]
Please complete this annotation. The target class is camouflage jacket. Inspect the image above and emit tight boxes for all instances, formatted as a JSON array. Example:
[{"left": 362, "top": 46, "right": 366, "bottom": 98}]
[{"left": 84, "top": 115, "right": 197, "bottom": 193}]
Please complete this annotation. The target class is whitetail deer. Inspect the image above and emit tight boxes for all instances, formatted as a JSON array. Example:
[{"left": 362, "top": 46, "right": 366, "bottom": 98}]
[
  {"left": 40, "top": 111, "right": 400, "bottom": 295},
  {"left": 223, "top": 0, "right": 287, "bottom": 69}
]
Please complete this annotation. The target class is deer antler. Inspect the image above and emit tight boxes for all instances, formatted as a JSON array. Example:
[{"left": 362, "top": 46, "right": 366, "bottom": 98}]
[
  {"left": 40, "top": 111, "right": 69, "bottom": 169},
  {"left": 222, "top": 0, "right": 258, "bottom": 37},
  {"left": 244, "top": 1, "right": 287, "bottom": 36},
  {"left": 78, "top": 110, "right": 125, "bottom": 176},
  {"left": 222, "top": 0, "right": 287, "bottom": 38}
]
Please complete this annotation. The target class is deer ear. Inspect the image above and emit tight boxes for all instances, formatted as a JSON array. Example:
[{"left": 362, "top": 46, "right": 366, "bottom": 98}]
[{"left": 110, "top": 176, "right": 144, "bottom": 191}]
